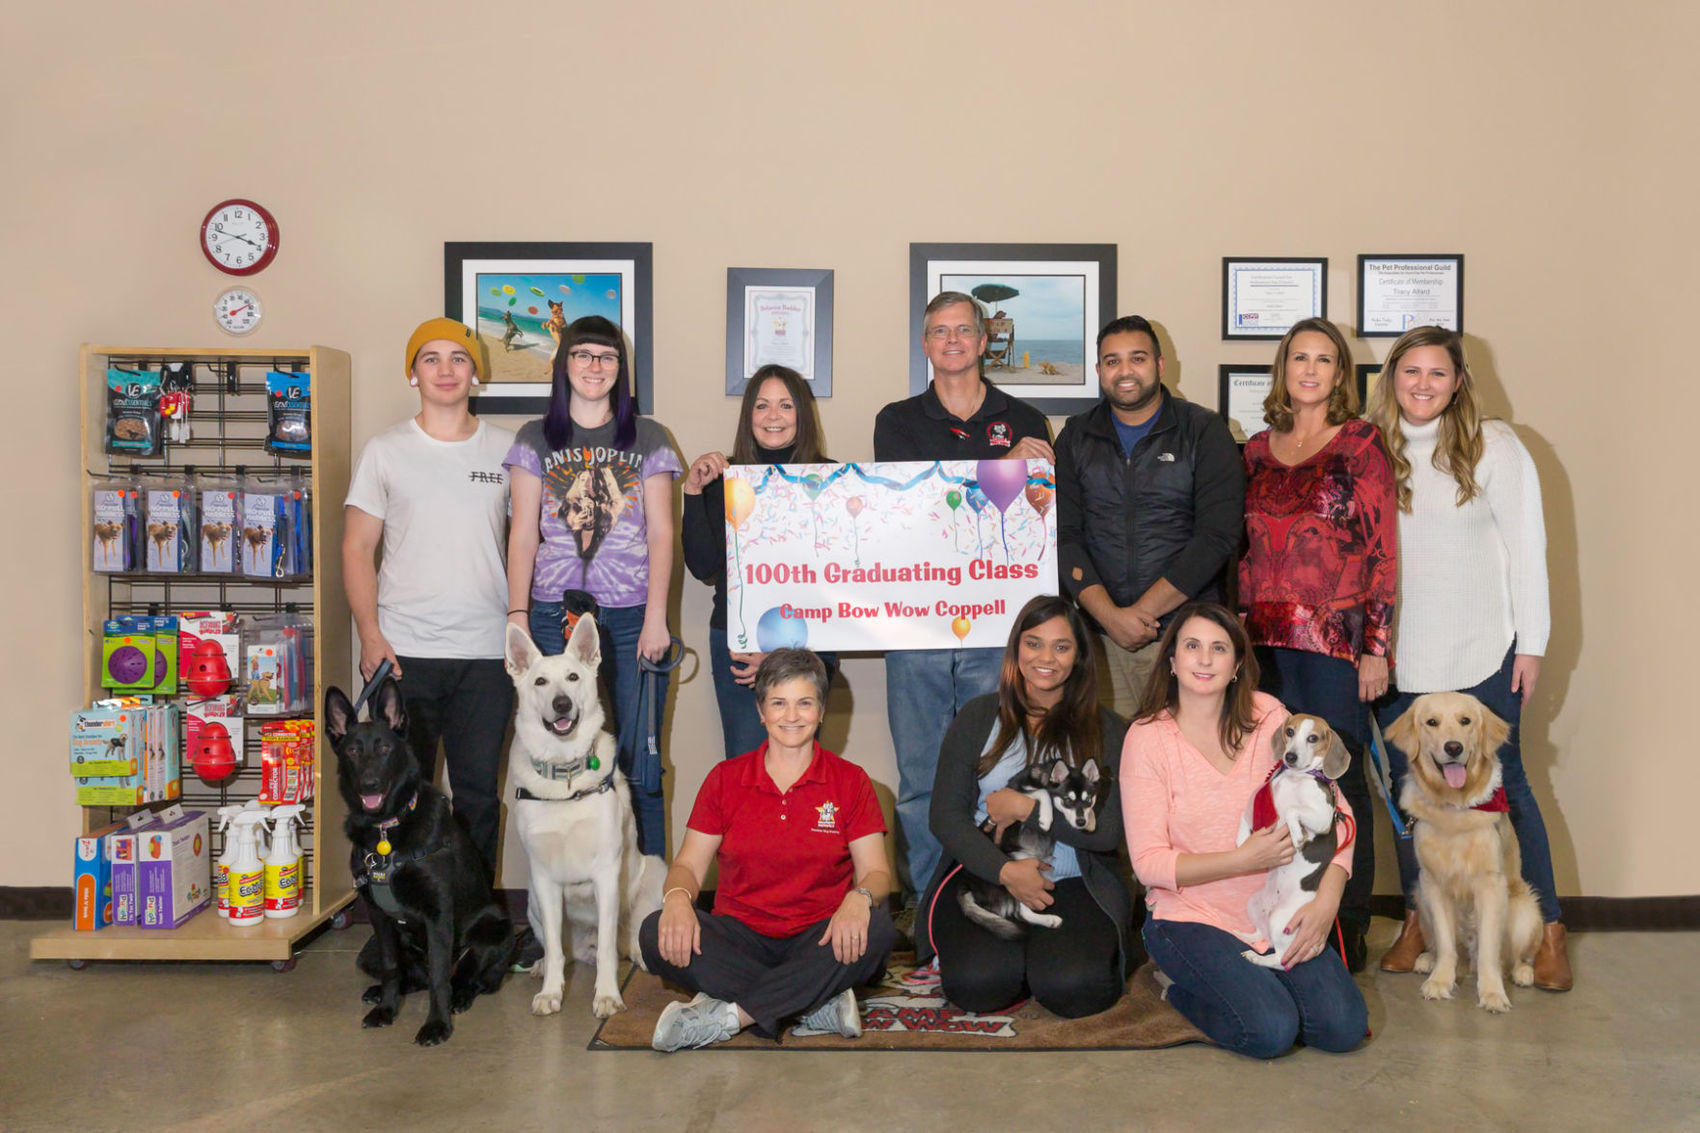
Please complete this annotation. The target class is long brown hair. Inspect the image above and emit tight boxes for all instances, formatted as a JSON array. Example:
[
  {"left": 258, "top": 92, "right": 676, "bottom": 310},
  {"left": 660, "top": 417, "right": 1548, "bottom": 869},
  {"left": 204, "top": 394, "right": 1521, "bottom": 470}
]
[
  {"left": 1262, "top": 317, "right": 1358, "bottom": 433},
  {"left": 1134, "top": 602, "right": 1261, "bottom": 756},
  {"left": 730, "top": 364, "right": 827, "bottom": 465},
  {"left": 977, "top": 595, "right": 1103, "bottom": 778},
  {"left": 1367, "top": 326, "right": 1486, "bottom": 512}
]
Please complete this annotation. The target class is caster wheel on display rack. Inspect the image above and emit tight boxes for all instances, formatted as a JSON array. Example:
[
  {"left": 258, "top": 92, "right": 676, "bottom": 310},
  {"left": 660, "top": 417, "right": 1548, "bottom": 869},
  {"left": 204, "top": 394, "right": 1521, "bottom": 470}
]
[
  {"left": 271, "top": 957, "right": 297, "bottom": 973},
  {"left": 67, "top": 959, "right": 89, "bottom": 971},
  {"left": 331, "top": 910, "right": 353, "bottom": 931}
]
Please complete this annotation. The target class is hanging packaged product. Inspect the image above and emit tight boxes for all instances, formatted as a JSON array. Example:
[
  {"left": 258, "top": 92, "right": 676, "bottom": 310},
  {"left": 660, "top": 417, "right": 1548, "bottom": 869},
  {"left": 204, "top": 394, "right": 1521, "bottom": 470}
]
[
  {"left": 185, "top": 692, "right": 243, "bottom": 784},
  {"left": 70, "top": 698, "right": 181, "bottom": 806},
  {"left": 197, "top": 477, "right": 243, "bottom": 574},
  {"left": 100, "top": 617, "right": 157, "bottom": 692},
  {"left": 179, "top": 610, "right": 240, "bottom": 697},
  {"left": 259, "top": 720, "right": 315, "bottom": 804},
  {"left": 159, "top": 362, "right": 193, "bottom": 445},
  {"left": 142, "top": 472, "right": 198, "bottom": 573},
  {"left": 265, "top": 370, "right": 312, "bottom": 455},
  {"left": 239, "top": 470, "right": 282, "bottom": 577},
  {"left": 245, "top": 611, "right": 313, "bottom": 715},
  {"left": 91, "top": 478, "right": 142, "bottom": 573},
  {"left": 105, "top": 366, "right": 163, "bottom": 457}
]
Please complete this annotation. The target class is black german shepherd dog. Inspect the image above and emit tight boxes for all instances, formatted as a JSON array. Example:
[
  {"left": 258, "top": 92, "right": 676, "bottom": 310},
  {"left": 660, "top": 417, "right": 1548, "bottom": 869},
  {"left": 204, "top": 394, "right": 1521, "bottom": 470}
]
[{"left": 327, "top": 679, "right": 513, "bottom": 1046}]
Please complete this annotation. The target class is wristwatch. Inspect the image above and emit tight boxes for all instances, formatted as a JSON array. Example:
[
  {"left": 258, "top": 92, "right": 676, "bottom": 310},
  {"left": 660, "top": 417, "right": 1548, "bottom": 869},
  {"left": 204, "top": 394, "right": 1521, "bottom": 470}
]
[{"left": 853, "top": 887, "right": 876, "bottom": 907}]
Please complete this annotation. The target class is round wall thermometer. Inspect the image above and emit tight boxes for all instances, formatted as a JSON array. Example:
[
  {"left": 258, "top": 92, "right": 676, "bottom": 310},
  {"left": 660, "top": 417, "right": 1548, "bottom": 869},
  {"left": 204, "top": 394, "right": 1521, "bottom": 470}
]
[
  {"left": 200, "top": 198, "right": 280, "bottom": 275},
  {"left": 214, "top": 286, "right": 264, "bottom": 336}
]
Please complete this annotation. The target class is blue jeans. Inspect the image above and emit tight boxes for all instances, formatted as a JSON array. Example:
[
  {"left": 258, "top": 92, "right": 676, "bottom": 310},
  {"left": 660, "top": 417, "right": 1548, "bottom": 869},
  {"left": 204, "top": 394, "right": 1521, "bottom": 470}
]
[
  {"left": 885, "top": 646, "right": 1002, "bottom": 896},
  {"left": 529, "top": 601, "right": 669, "bottom": 857},
  {"left": 1143, "top": 918, "right": 1367, "bottom": 1058},
  {"left": 1257, "top": 647, "right": 1374, "bottom": 926},
  {"left": 1375, "top": 644, "right": 1561, "bottom": 922}
]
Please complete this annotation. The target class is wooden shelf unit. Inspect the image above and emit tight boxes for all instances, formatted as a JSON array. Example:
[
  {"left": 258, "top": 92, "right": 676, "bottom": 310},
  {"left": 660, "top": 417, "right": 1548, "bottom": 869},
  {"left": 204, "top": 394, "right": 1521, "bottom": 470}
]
[{"left": 32, "top": 345, "right": 355, "bottom": 966}]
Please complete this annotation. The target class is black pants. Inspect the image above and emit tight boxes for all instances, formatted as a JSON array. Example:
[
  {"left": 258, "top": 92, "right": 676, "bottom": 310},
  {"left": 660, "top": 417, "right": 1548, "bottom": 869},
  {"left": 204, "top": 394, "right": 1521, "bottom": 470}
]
[
  {"left": 639, "top": 906, "right": 896, "bottom": 1038},
  {"left": 931, "top": 874, "right": 1122, "bottom": 1018},
  {"left": 395, "top": 656, "right": 514, "bottom": 874}
]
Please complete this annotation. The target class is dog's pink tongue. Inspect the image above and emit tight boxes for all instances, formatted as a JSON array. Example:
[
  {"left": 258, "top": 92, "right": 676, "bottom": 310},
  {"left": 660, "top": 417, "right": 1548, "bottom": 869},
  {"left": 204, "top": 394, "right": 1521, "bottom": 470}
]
[
  {"left": 361, "top": 792, "right": 385, "bottom": 811},
  {"left": 1442, "top": 764, "right": 1469, "bottom": 790}
]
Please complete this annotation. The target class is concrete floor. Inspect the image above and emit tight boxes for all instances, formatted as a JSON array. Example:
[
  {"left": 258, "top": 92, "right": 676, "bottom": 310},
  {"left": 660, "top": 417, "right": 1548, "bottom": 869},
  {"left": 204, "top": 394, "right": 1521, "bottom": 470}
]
[{"left": 2, "top": 918, "right": 1693, "bottom": 1132}]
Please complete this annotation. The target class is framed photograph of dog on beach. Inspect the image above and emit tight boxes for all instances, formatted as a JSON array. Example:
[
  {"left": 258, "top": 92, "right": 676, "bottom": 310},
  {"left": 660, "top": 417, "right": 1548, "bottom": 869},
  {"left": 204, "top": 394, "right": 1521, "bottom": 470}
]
[
  {"left": 724, "top": 266, "right": 834, "bottom": 398},
  {"left": 909, "top": 242, "right": 1117, "bottom": 415},
  {"left": 444, "top": 241, "right": 654, "bottom": 417}
]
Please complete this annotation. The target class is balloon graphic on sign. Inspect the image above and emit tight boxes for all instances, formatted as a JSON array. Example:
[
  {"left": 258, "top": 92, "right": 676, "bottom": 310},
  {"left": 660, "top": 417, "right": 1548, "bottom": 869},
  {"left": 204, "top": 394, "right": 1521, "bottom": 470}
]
[
  {"left": 726, "top": 477, "right": 757, "bottom": 647},
  {"left": 799, "top": 472, "right": 827, "bottom": 547},
  {"left": 725, "top": 479, "right": 755, "bottom": 528},
  {"left": 951, "top": 616, "right": 972, "bottom": 642},
  {"left": 757, "top": 606, "right": 808, "bottom": 651},
  {"left": 974, "top": 460, "right": 1030, "bottom": 565},
  {"left": 845, "top": 496, "right": 866, "bottom": 566},
  {"left": 943, "top": 487, "right": 965, "bottom": 550},
  {"left": 1024, "top": 481, "right": 1054, "bottom": 521}
]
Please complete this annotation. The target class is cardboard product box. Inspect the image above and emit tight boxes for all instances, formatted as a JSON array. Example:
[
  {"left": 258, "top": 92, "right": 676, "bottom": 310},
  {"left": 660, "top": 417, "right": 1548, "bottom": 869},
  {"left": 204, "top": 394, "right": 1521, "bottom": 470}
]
[
  {"left": 137, "top": 806, "right": 211, "bottom": 929},
  {"left": 108, "top": 810, "right": 159, "bottom": 927},
  {"left": 73, "top": 820, "right": 126, "bottom": 931},
  {"left": 73, "top": 703, "right": 181, "bottom": 806}
]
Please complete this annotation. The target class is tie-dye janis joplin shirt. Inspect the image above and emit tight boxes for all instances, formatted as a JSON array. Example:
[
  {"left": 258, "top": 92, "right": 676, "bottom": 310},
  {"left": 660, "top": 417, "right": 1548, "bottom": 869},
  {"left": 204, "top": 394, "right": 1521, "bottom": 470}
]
[{"left": 504, "top": 417, "right": 682, "bottom": 609}]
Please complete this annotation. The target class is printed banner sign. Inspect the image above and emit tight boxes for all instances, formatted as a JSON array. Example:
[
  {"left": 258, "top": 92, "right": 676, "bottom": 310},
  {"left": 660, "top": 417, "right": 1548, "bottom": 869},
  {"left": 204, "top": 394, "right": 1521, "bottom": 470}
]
[{"left": 725, "top": 460, "right": 1057, "bottom": 651}]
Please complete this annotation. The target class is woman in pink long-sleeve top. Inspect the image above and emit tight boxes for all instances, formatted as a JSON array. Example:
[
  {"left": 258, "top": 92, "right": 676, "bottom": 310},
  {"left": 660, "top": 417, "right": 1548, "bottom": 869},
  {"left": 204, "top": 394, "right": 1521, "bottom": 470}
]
[{"left": 1122, "top": 602, "right": 1366, "bottom": 1059}]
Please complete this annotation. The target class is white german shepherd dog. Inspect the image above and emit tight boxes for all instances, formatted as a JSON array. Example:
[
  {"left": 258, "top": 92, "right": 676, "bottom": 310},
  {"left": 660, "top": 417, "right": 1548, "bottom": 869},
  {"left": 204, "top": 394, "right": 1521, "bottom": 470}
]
[{"left": 505, "top": 617, "right": 665, "bottom": 1018}]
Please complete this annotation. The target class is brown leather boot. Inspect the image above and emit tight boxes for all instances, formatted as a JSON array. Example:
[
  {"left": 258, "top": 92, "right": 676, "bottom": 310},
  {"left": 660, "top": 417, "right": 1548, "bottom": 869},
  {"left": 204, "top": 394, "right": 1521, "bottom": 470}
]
[
  {"left": 1379, "top": 910, "right": 1425, "bottom": 973},
  {"left": 1533, "top": 922, "right": 1573, "bottom": 991}
]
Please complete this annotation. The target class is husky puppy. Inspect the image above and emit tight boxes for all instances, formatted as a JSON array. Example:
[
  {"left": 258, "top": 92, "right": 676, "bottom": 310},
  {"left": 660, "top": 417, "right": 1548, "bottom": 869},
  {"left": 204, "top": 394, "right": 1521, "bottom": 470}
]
[
  {"left": 506, "top": 616, "right": 666, "bottom": 1018},
  {"left": 958, "top": 757, "right": 1100, "bottom": 939},
  {"left": 1236, "top": 714, "right": 1350, "bottom": 969}
]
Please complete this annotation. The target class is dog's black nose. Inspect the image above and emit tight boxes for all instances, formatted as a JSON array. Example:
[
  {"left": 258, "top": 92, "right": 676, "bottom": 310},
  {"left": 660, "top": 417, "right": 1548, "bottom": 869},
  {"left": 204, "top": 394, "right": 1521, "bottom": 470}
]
[
  {"left": 552, "top": 695, "right": 574, "bottom": 716},
  {"left": 1284, "top": 751, "right": 1298, "bottom": 765},
  {"left": 1444, "top": 740, "right": 1463, "bottom": 757}
]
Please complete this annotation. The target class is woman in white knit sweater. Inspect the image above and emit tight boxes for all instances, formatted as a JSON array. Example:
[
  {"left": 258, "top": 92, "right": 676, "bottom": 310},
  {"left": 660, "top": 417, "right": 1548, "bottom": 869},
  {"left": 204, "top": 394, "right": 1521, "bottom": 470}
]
[{"left": 1367, "top": 326, "right": 1570, "bottom": 990}]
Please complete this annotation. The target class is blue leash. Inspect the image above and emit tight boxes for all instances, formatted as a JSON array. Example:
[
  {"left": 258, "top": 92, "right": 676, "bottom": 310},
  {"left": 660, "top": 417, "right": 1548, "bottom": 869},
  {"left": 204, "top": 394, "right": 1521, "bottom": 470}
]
[
  {"left": 1365, "top": 714, "right": 1410, "bottom": 839},
  {"left": 632, "top": 637, "right": 685, "bottom": 796}
]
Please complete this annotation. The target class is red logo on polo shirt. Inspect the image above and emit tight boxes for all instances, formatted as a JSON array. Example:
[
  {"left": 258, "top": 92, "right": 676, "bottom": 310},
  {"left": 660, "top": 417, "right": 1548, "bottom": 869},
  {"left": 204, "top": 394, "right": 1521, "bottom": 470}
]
[
  {"left": 986, "top": 421, "right": 1012, "bottom": 448},
  {"left": 813, "top": 801, "right": 839, "bottom": 832}
]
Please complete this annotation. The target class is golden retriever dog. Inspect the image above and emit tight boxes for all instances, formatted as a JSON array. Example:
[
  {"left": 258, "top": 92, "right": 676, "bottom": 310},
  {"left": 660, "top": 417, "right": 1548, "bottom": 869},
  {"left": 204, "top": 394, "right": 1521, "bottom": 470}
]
[{"left": 1386, "top": 692, "right": 1541, "bottom": 1013}]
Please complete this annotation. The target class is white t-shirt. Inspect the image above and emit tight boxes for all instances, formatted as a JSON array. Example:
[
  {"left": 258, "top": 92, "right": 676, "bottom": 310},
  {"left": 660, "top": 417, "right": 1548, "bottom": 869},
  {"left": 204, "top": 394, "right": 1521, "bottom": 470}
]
[{"left": 345, "top": 418, "right": 515, "bottom": 659}]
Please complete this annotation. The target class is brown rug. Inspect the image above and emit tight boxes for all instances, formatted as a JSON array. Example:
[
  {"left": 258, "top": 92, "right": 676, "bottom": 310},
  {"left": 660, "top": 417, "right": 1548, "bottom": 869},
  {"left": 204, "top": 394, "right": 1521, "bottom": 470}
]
[{"left": 589, "top": 954, "right": 1208, "bottom": 1051}]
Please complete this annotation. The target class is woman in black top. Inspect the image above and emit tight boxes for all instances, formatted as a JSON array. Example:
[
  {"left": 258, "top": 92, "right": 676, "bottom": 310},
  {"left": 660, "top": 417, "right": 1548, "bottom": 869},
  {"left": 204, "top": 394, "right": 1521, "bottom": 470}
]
[
  {"left": 681, "top": 364, "right": 835, "bottom": 759},
  {"left": 922, "top": 595, "right": 1137, "bottom": 1018}
]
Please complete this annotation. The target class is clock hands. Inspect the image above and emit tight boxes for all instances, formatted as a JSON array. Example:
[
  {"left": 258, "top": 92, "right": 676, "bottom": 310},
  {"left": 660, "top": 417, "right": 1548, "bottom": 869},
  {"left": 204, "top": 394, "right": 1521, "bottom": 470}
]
[{"left": 212, "top": 228, "right": 262, "bottom": 250}]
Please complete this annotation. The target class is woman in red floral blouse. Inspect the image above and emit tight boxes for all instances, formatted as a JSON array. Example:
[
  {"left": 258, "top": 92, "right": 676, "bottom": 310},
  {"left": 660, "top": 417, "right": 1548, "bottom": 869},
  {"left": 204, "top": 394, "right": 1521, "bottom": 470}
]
[{"left": 1239, "top": 316, "right": 1396, "bottom": 972}]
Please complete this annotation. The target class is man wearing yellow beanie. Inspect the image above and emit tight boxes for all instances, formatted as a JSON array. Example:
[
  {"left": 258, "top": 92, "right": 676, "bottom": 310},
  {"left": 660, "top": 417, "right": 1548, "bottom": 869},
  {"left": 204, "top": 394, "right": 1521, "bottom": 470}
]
[{"left": 344, "top": 318, "right": 539, "bottom": 966}]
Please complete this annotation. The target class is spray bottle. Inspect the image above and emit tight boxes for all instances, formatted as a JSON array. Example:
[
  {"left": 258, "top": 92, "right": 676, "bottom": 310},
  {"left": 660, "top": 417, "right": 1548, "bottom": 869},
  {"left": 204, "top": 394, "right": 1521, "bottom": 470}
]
[
  {"left": 214, "top": 801, "right": 265, "bottom": 919},
  {"left": 263, "top": 804, "right": 306, "bottom": 918},
  {"left": 227, "top": 811, "right": 270, "bottom": 927}
]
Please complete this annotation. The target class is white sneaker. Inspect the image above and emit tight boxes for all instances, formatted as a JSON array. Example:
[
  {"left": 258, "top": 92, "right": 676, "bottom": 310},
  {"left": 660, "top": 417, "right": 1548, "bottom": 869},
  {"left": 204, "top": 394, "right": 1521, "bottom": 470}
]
[
  {"left": 791, "top": 988, "right": 863, "bottom": 1039},
  {"left": 651, "top": 992, "right": 737, "bottom": 1052}
]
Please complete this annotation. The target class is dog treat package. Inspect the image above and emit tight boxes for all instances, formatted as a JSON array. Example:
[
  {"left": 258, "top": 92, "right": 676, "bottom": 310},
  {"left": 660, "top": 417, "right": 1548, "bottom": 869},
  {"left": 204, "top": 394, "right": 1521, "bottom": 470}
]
[
  {"left": 91, "top": 480, "right": 143, "bottom": 573},
  {"left": 198, "top": 479, "right": 242, "bottom": 575},
  {"left": 258, "top": 720, "right": 315, "bottom": 804},
  {"left": 265, "top": 371, "right": 312, "bottom": 455},
  {"left": 142, "top": 475, "right": 199, "bottom": 573},
  {"left": 105, "top": 367, "right": 164, "bottom": 457}
]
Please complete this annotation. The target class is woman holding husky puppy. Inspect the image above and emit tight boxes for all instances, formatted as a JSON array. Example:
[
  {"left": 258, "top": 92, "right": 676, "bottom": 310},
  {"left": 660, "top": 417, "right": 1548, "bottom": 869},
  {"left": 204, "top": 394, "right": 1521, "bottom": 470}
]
[
  {"left": 1124, "top": 603, "right": 1367, "bottom": 1059},
  {"left": 505, "top": 316, "right": 682, "bottom": 859},
  {"left": 1367, "top": 326, "right": 1567, "bottom": 989},
  {"left": 923, "top": 595, "right": 1135, "bottom": 1019},
  {"left": 640, "top": 649, "right": 895, "bottom": 1051}
]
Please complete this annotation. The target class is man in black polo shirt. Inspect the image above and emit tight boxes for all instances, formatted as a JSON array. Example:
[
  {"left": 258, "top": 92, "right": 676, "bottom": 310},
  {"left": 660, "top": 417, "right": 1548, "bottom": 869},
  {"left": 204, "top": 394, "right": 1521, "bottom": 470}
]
[
  {"left": 1055, "top": 314, "right": 1244, "bottom": 718},
  {"left": 873, "top": 290, "right": 1052, "bottom": 904}
]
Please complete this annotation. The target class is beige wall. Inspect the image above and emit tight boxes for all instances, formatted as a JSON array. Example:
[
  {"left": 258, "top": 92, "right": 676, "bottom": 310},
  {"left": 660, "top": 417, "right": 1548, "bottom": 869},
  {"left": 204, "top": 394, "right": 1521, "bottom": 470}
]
[{"left": 4, "top": 1, "right": 1692, "bottom": 898}]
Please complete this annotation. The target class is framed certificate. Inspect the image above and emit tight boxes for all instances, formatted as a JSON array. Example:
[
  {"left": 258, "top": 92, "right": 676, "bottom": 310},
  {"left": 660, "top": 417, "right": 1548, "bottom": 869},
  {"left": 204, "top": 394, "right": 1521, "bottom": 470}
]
[
  {"left": 1357, "top": 254, "right": 1464, "bottom": 337},
  {"left": 1222, "top": 257, "right": 1327, "bottom": 340},
  {"left": 1217, "top": 364, "right": 1273, "bottom": 444},
  {"left": 725, "top": 267, "right": 834, "bottom": 397}
]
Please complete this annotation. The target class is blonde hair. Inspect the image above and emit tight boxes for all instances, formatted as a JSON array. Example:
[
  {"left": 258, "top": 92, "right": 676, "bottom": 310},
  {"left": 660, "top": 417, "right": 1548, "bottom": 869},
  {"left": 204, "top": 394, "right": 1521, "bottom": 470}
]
[
  {"left": 1367, "top": 326, "right": 1485, "bottom": 512},
  {"left": 1262, "top": 318, "right": 1358, "bottom": 433}
]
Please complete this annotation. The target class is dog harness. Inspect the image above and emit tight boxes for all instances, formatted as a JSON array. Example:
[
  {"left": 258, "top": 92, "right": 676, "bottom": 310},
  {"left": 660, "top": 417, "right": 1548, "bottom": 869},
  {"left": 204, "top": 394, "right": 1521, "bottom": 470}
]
[
  {"left": 514, "top": 774, "right": 616, "bottom": 803},
  {"left": 1249, "top": 765, "right": 1355, "bottom": 850},
  {"left": 352, "top": 793, "right": 443, "bottom": 924}
]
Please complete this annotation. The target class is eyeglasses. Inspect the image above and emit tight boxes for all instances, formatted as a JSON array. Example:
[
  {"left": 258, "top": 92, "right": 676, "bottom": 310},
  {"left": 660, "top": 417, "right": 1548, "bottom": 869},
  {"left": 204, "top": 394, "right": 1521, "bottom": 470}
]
[
  {"left": 925, "top": 324, "right": 980, "bottom": 341},
  {"left": 566, "top": 349, "right": 620, "bottom": 368}
]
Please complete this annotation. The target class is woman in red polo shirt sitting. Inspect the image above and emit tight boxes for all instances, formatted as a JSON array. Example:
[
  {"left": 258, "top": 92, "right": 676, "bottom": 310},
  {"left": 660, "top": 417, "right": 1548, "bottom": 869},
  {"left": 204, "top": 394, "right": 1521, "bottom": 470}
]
[{"left": 640, "top": 649, "right": 895, "bottom": 1051}]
